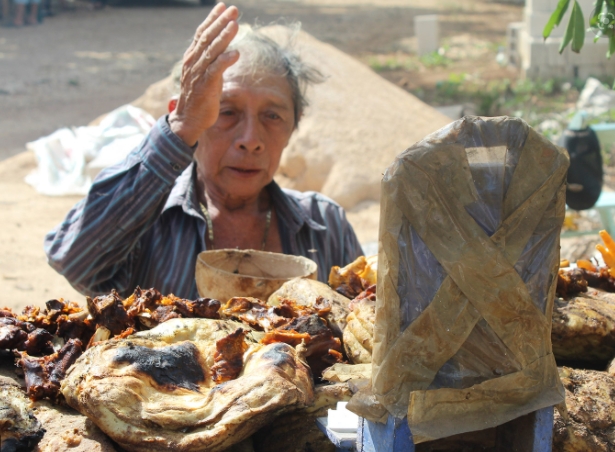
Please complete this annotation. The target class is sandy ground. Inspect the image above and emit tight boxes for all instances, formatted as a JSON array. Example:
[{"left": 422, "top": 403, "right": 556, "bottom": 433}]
[{"left": 0, "top": 0, "right": 523, "bottom": 311}]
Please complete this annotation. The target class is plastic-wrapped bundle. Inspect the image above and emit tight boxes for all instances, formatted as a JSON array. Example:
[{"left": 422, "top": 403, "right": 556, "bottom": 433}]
[{"left": 351, "top": 116, "right": 569, "bottom": 443}]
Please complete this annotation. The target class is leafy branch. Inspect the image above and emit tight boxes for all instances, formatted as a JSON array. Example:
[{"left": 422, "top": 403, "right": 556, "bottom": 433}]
[{"left": 543, "top": 0, "right": 615, "bottom": 57}]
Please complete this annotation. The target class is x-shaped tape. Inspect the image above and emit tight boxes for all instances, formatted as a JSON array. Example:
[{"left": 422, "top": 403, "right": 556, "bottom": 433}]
[{"left": 366, "top": 118, "right": 569, "bottom": 442}]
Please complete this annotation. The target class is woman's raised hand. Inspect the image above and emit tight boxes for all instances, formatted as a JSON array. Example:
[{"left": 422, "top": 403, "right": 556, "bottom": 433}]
[{"left": 169, "top": 3, "right": 240, "bottom": 147}]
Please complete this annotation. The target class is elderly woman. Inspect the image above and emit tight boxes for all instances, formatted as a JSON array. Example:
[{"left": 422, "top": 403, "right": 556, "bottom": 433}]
[{"left": 45, "top": 3, "right": 363, "bottom": 299}]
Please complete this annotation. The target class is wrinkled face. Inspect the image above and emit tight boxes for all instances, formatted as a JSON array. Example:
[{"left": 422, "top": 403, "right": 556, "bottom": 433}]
[{"left": 195, "top": 63, "right": 296, "bottom": 200}]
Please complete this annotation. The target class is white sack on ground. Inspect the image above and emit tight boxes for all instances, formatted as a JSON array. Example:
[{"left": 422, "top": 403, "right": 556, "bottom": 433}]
[
  {"left": 576, "top": 77, "right": 615, "bottom": 115},
  {"left": 25, "top": 105, "right": 155, "bottom": 196}
]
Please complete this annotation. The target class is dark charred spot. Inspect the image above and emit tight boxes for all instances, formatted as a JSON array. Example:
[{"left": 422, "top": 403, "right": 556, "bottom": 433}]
[
  {"left": 281, "top": 315, "right": 328, "bottom": 336},
  {"left": 113, "top": 343, "right": 205, "bottom": 392},
  {"left": 261, "top": 343, "right": 295, "bottom": 368}
]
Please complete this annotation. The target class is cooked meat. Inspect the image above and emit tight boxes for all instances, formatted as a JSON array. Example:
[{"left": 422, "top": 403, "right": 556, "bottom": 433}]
[
  {"left": 56, "top": 312, "right": 92, "bottom": 343},
  {"left": 220, "top": 297, "right": 289, "bottom": 331},
  {"left": 174, "top": 297, "right": 221, "bottom": 320},
  {"left": 0, "top": 380, "right": 45, "bottom": 451},
  {"left": 268, "top": 278, "right": 352, "bottom": 338},
  {"left": 343, "top": 296, "right": 376, "bottom": 364},
  {"left": 0, "top": 317, "right": 55, "bottom": 356},
  {"left": 325, "top": 349, "right": 344, "bottom": 364},
  {"left": 260, "top": 330, "right": 311, "bottom": 347},
  {"left": 328, "top": 255, "right": 377, "bottom": 299},
  {"left": 61, "top": 318, "right": 314, "bottom": 452},
  {"left": 211, "top": 328, "right": 248, "bottom": 384},
  {"left": 335, "top": 275, "right": 364, "bottom": 299},
  {"left": 124, "top": 288, "right": 221, "bottom": 328},
  {"left": 87, "top": 291, "right": 134, "bottom": 336},
  {"left": 556, "top": 267, "right": 615, "bottom": 299},
  {"left": 17, "top": 339, "right": 83, "bottom": 402},
  {"left": 556, "top": 268, "right": 589, "bottom": 298},
  {"left": 252, "top": 382, "right": 352, "bottom": 452},
  {"left": 553, "top": 367, "right": 615, "bottom": 451},
  {"left": 275, "top": 298, "right": 331, "bottom": 319},
  {"left": 278, "top": 315, "right": 344, "bottom": 380},
  {"left": 124, "top": 287, "right": 163, "bottom": 317},
  {"left": 150, "top": 305, "right": 182, "bottom": 324},
  {"left": 0, "top": 320, "right": 28, "bottom": 350},
  {"left": 582, "top": 268, "right": 615, "bottom": 292},
  {"left": 552, "top": 290, "right": 615, "bottom": 362},
  {"left": 16, "top": 305, "right": 53, "bottom": 331},
  {"left": 18, "top": 328, "right": 55, "bottom": 356},
  {"left": 348, "top": 284, "right": 376, "bottom": 311}
]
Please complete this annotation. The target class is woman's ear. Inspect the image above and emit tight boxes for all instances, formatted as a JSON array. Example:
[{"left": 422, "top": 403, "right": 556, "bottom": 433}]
[{"left": 168, "top": 96, "right": 178, "bottom": 113}]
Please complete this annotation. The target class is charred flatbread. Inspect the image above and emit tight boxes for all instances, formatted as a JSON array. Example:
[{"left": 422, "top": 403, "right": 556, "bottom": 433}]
[{"left": 61, "top": 318, "right": 314, "bottom": 452}]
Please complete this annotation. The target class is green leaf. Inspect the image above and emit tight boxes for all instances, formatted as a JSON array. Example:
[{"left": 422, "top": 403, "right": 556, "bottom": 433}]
[
  {"left": 608, "top": 33, "right": 615, "bottom": 58},
  {"left": 571, "top": 2, "right": 586, "bottom": 52},
  {"left": 544, "top": 0, "right": 570, "bottom": 39},
  {"left": 589, "top": 0, "right": 605, "bottom": 27},
  {"left": 560, "top": 1, "right": 585, "bottom": 53}
]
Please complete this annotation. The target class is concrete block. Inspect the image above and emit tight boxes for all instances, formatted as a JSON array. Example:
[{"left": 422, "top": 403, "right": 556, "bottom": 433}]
[
  {"left": 523, "top": 38, "right": 549, "bottom": 68},
  {"left": 578, "top": 0, "right": 595, "bottom": 12},
  {"left": 546, "top": 39, "right": 568, "bottom": 66},
  {"left": 526, "top": 0, "right": 561, "bottom": 13},
  {"left": 567, "top": 47, "right": 584, "bottom": 65},
  {"left": 578, "top": 64, "right": 605, "bottom": 79},
  {"left": 414, "top": 15, "right": 439, "bottom": 56},
  {"left": 526, "top": 10, "right": 565, "bottom": 38},
  {"left": 507, "top": 22, "right": 524, "bottom": 66},
  {"left": 581, "top": 41, "right": 612, "bottom": 64}
]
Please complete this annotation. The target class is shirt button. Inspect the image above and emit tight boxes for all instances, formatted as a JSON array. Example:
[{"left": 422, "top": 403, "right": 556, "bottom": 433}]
[{"left": 170, "top": 162, "right": 182, "bottom": 172}]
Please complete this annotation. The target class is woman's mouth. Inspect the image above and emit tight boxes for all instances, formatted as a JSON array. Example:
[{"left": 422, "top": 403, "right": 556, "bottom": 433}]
[{"left": 228, "top": 167, "right": 261, "bottom": 177}]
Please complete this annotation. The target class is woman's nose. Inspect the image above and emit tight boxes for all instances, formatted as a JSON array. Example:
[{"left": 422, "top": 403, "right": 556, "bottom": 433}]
[{"left": 235, "top": 115, "right": 264, "bottom": 153}]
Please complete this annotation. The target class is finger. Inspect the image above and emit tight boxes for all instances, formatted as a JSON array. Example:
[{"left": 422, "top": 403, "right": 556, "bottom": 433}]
[
  {"left": 190, "top": 6, "right": 239, "bottom": 63},
  {"left": 194, "top": 19, "right": 239, "bottom": 71},
  {"left": 206, "top": 48, "right": 241, "bottom": 80},
  {"left": 186, "top": 2, "right": 227, "bottom": 55}
]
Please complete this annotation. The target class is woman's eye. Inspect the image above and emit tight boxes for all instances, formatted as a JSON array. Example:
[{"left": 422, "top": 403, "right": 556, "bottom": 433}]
[
  {"left": 220, "top": 110, "right": 235, "bottom": 116},
  {"left": 266, "top": 112, "right": 281, "bottom": 120}
]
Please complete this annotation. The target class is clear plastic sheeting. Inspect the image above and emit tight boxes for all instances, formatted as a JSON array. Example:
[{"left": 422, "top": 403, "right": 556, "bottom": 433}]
[
  {"left": 349, "top": 116, "right": 568, "bottom": 443},
  {"left": 25, "top": 105, "right": 155, "bottom": 196}
]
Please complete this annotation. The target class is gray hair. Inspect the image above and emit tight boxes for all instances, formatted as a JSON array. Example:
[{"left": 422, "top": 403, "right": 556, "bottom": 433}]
[{"left": 173, "top": 24, "right": 323, "bottom": 128}]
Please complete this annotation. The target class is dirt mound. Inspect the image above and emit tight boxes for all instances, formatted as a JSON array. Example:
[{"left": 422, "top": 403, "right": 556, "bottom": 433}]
[
  {"left": 127, "top": 27, "right": 450, "bottom": 242},
  {"left": 262, "top": 26, "right": 450, "bottom": 215}
]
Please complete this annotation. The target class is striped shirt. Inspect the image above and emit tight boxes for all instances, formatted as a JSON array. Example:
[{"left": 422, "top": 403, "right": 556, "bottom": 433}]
[{"left": 44, "top": 116, "right": 363, "bottom": 299}]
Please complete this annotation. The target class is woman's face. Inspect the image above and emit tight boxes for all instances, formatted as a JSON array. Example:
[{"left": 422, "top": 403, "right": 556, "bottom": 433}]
[{"left": 195, "top": 63, "right": 296, "bottom": 200}]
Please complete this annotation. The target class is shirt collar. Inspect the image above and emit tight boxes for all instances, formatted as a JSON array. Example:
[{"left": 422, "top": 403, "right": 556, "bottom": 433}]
[
  {"left": 163, "top": 162, "right": 201, "bottom": 218},
  {"left": 162, "top": 163, "right": 326, "bottom": 233}
]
